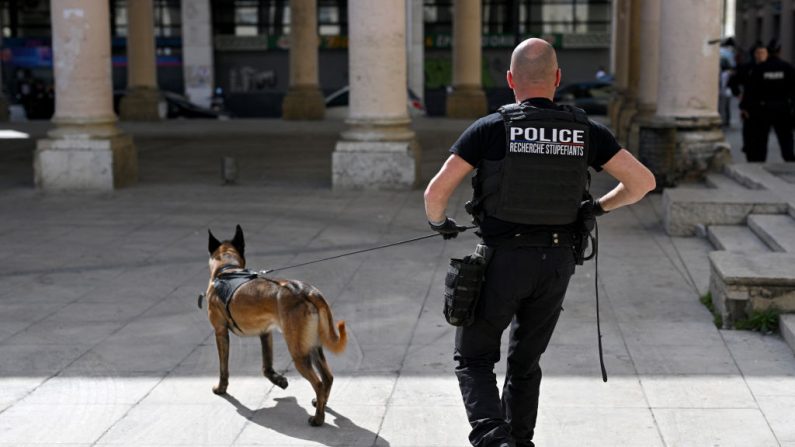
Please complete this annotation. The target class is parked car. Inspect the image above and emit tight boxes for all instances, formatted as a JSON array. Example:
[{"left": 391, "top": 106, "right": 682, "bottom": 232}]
[
  {"left": 113, "top": 90, "right": 229, "bottom": 119},
  {"left": 553, "top": 81, "right": 614, "bottom": 115},
  {"left": 324, "top": 86, "right": 426, "bottom": 118}
]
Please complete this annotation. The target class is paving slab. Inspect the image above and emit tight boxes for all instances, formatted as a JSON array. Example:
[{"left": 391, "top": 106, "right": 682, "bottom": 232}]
[
  {"left": 652, "top": 408, "right": 779, "bottom": 447},
  {"left": 1, "top": 119, "right": 795, "bottom": 446}
]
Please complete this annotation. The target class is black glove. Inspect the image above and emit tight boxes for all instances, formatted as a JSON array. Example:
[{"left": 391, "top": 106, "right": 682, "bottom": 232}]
[
  {"left": 429, "top": 217, "right": 467, "bottom": 240},
  {"left": 579, "top": 198, "right": 606, "bottom": 233},
  {"left": 580, "top": 197, "right": 607, "bottom": 219}
]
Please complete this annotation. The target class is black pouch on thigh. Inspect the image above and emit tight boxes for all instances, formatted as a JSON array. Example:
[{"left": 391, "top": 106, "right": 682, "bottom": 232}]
[{"left": 443, "top": 244, "right": 492, "bottom": 327}]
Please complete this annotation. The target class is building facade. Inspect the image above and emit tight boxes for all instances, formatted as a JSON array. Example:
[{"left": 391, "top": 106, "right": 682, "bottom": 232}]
[
  {"left": 735, "top": 0, "right": 794, "bottom": 64},
  {"left": 0, "top": 0, "right": 612, "bottom": 118}
]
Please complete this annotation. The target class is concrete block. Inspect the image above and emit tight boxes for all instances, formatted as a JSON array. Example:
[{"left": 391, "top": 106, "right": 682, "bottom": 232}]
[
  {"left": 445, "top": 86, "right": 488, "bottom": 119},
  {"left": 663, "top": 187, "right": 787, "bottom": 236},
  {"left": 709, "top": 252, "right": 795, "bottom": 326},
  {"left": 332, "top": 141, "right": 418, "bottom": 190},
  {"left": 119, "top": 87, "right": 162, "bottom": 121},
  {"left": 34, "top": 134, "right": 137, "bottom": 191},
  {"left": 707, "top": 225, "right": 771, "bottom": 253},
  {"left": 710, "top": 251, "right": 795, "bottom": 287},
  {"left": 748, "top": 214, "right": 795, "bottom": 253},
  {"left": 782, "top": 315, "right": 795, "bottom": 356},
  {"left": 282, "top": 85, "right": 326, "bottom": 120}
]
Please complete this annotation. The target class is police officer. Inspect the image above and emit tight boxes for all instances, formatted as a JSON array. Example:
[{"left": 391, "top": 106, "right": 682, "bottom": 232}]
[
  {"left": 739, "top": 40, "right": 795, "bottom": 162},
  {"left": 424, "top": 38, "right": 656, "bottom": 447}
]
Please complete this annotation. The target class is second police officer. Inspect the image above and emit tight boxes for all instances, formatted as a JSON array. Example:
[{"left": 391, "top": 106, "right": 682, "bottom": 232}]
[
  {"left": 424, "top": 38, "right": 656, "bottom": 447},
  {"left": 738, "top": 40, "right": 795, "bottom": 162}
]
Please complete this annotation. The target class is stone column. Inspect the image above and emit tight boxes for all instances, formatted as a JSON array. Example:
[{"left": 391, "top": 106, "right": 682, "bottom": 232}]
[
  {"left": 406, "top": 0, "right": 424, "bottom": 103},
  {"left": 760, "top": 2, "right": 775, "bottom": 44},
  {"left": 646, "top": 0, "right": 729, "bottom": 186},
  {"left": 745, "top": 7, "right": 758, "bottom": 48},
  {"left": 181, "top": 0, "right": 214, "bottom": 108},
  {"left": 734, "top": 4, "right": 745, "bottom": 47},
  {"left": 608, "top": 0, "right": 630, "bottom": 128},
  {"left": 332, "top": 0, "right": 420, "bottom": 189},
  {"left": 446, "top": 0, "right": 487, "bottom": 118},
  {"left": 629, "top": 0, "right": 660, "bottom": 154},
  {"left": 120, "top": 0, "right": 160, "bottom": 121},
  {"left": 35, "top": 0, "right": 137, "bottom": 191},
  {"left": 0, "top": 12, "right": 9, "bottom": 121},
  {"left": 616, "top": 0, "right": 642, "bottom": 145},
  {"left": 282, "top": 0, "right": 325, "bottom": 120},
  {"left": 781, "top": 0, "right": 793, "bottom": 63}
]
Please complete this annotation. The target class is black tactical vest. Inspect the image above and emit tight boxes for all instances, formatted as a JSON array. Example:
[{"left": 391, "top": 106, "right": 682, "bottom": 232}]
[{"left": 467, "top": 103, "right": 590, "bottom": 226}]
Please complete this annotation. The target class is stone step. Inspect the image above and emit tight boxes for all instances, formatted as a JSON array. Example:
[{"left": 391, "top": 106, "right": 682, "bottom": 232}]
[
  {"left": 747, "top": 214, "right": 795, "bottom": 253},
  {"left": 782, "top": 315, "right": 795, "bottom": 356},
  {"left": 706, "top": 225, "right": 772, "bottom": 253},
  {"left": 709, "top": 251, "right": 795, "bottom": 328},
  {"left": 705, "top": 173, "right": 747, "bottom": 191},
  {"left": 663, "top": 187, "right": 788, "bottom": 236}
]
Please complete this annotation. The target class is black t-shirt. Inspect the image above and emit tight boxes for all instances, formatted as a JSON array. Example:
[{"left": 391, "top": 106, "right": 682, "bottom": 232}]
[{"left": 450, "top": 97, "right": 622, "bottom": 239}]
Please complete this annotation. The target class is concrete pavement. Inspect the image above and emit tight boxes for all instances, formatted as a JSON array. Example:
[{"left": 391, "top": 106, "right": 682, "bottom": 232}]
[{"left": 1, "top": 117, "right": 794, "bottom": 446}]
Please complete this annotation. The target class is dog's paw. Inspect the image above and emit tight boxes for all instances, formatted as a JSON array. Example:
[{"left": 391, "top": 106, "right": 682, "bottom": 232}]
[
  {"left": 266, "top": 372, "right": 288, "bottom": 389},
  {"left": 274, "top": 376, "right": 288, "bottom": 389},
  {"left": 212, "top": 384, "right": 227, "bottom": 395},
  {"left": 308, "top": 416, "right": 324, "bottom": 427}
]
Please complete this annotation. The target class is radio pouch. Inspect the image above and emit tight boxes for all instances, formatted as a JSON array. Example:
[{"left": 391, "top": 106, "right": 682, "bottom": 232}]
[{"left": 443, "top": 244, "right": 491, "bottom": 327}]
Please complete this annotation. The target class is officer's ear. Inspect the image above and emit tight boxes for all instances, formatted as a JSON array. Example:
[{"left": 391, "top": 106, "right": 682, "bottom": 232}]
[
  {"left": 555, "top": 68, "right": 562, "bottom": 88},
  {"left": 506, "top": 70, "right": 515, "bottom": 89}
]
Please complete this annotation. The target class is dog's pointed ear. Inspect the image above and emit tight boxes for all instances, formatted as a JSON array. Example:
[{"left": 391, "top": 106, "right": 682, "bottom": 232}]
[
  {"left": 232, "top": 224, "right": 245, "bottom": 256},
  {"left": 208, "top": 230, "right": 222, "bottom": 255}
]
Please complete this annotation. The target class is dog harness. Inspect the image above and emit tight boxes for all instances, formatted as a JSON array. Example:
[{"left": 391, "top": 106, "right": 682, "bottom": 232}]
[{"left": 212, "top": 264, "right": 263, "bottom": 334}]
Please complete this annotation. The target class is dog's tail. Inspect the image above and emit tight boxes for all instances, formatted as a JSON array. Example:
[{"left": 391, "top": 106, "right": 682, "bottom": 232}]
[{"left": 307, "top": 292, "right": 347, "bottom": 355}]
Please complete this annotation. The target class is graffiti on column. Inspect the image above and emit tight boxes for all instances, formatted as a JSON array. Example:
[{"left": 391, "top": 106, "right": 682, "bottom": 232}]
[{"left": 185, "top": 65, "right": 212, "bottom": 89}]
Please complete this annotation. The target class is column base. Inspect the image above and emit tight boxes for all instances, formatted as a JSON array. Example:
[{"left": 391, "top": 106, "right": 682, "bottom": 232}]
[
  {"left": 333, "top": 120, "right": 420, "bottom": 190},
  {"left": 0, "top": 96, "right": 9, "bottom": 121},
  {"left": 636, "top": 115, "right": 731, "bottom": 187},
  {"left": 616, "top": 100, "right": 638, "bottom": 147},
  {"left": 446, "top": 86, "right": 488, "bottom": 119},
  {"left": 282, "top": 86, "right": 326, "bottom": 120},
  {"left": 35, "top": 132, "right": 138, "bottom": 191},
  {"left": 119, "top": 87, "right": 161, "bottom": 121},
  {"left": 608, "top": 93, "right": 626, "bottom": 130}
]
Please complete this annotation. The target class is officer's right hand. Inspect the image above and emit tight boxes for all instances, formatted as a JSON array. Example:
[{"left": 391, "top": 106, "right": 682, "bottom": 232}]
[{"left": 429, "top": 217, "right": 467, "bottom": 240}]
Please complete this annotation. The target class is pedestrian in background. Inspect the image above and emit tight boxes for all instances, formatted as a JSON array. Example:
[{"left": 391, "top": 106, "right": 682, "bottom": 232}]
[{"left": 739, "top": 40, "right": 795, "bottom": 162}]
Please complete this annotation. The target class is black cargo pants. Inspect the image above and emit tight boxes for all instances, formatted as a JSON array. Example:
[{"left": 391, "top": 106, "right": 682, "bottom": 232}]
[{"left": 454, "top": 244, "right": 576, "bottom": 447}]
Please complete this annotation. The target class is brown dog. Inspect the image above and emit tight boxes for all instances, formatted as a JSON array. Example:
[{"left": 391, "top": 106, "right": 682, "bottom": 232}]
[{"left": 204, "top": 225, "right": 347, "bottom": 426}]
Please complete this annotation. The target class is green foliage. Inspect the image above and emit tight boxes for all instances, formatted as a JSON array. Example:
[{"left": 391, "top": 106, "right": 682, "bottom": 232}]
[
  {"left": 734, "top": 308, "right": 781, "bottom": 334},
  {"left": 700, "top": 292, "right": 722, "bottom": 329}
]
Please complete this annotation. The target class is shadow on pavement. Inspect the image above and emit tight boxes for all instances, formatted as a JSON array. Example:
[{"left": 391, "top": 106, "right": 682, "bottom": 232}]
[{"left": 222, "top": 393, "right": 390, "bottom": 446}]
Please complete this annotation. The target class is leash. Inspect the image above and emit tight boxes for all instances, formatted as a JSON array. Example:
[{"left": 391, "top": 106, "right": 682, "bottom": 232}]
[
  {"left": 594, "top": 220, "right": 607, "bottom": 382},
  {"left": 260, "top": 226, "right": 478, "bottom": 274}
]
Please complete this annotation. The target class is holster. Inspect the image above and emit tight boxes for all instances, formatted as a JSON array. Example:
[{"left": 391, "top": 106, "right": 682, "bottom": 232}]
[{"left": 443, "top": 244, "right": 492, "bottom": 327}]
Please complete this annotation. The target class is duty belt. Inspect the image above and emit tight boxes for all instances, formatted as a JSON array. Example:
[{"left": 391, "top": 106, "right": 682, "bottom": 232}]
[{"left": 482, "top": 231, "right": 576, "bottom": 248}]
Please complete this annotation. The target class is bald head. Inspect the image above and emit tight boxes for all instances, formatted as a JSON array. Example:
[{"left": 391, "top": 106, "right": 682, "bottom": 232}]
[{"left": 510, "top": 38, "right": 559, "bottom": 86}]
